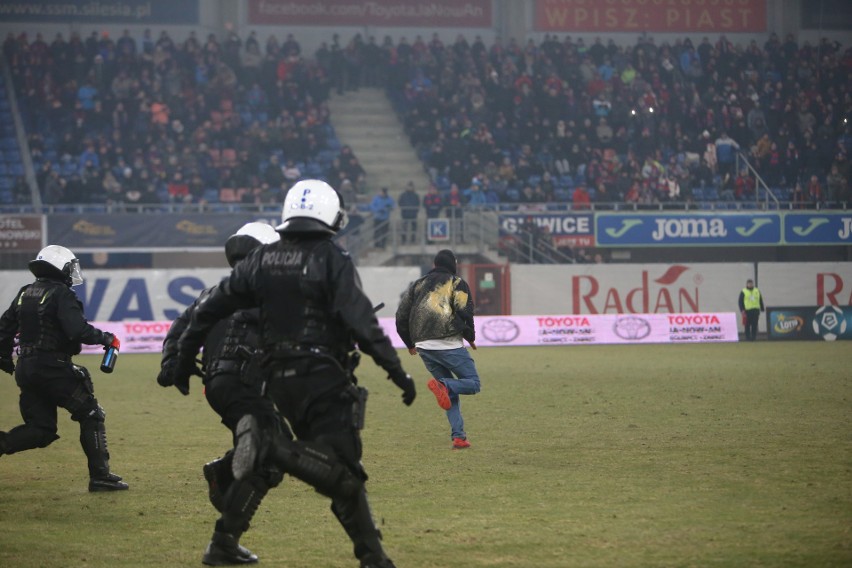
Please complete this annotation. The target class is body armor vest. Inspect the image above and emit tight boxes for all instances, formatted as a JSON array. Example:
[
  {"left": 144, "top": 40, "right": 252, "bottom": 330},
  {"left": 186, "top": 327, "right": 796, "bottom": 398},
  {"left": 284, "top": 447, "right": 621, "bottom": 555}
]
[
  {"left": 260, "top": 239, "right": 349, "bottom": 359},
  {"left": 202, "top": 308, "right": 261, "bottom": 378},
  {"left": 17, "top": 280, "right": 80, "bottom": 354}
]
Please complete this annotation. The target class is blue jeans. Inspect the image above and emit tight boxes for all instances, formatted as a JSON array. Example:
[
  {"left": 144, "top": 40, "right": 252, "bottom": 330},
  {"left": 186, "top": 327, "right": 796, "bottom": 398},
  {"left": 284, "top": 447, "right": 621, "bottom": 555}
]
[{"left": 417, "top": 347, "right": 481, "bottom": 440}]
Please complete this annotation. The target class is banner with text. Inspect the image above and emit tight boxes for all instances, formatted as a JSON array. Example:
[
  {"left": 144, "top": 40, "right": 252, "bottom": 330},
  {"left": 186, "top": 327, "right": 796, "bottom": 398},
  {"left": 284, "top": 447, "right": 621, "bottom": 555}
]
[
  {"left": 783, "top": 213, "right": 852, "bottom": 245},
  {"left": 758, "top": 262, "right": 852, "bottom": 309},
  {"left": 596, "top": 212, "right": 781, "bottom": 247},
  {"left": 511, "top": 263, "right": 754, "bottom": 319},
  {"left": 0, "top": 215, "right": 43, "bottom": 252},
  {"left": 534, "top": 0, "right": 766, "bottom": 33},
  {"left": 766, "top": 306, "right": 852, "bottom": 341},
  {"left": 0, "top": 0, "right": 199, "bottom": 24},
  {"left": 247, "top": 0, "right": 492, "bottom": 27},
  {"left": 499, "top": 212, "right": 594, "bottom": 248},
  {"left": 47, "top": 213, "right": 269, "bottom": 250},
  {"left": 78, "top": 312, "right": 737, "bottom": 354}
]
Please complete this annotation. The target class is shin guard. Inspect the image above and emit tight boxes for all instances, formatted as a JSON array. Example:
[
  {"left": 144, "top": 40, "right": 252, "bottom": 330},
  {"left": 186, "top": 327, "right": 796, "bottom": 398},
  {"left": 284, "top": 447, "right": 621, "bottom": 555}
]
[{"left": 331, "top": 489, "right": 392, "bottom": 565}]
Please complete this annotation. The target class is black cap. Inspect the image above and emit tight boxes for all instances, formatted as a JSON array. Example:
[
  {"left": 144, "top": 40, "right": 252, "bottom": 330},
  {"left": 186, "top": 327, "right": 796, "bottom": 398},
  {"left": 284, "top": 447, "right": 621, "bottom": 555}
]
[{"left": 434, "top": 249, "right": 457, "bottom": 275}]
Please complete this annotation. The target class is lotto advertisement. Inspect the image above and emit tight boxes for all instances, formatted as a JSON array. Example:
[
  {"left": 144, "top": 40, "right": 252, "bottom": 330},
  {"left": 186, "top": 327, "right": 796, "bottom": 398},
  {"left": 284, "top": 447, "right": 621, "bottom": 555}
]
[{"left": 766, "top": 306, "right": 852, "bottom": 341}]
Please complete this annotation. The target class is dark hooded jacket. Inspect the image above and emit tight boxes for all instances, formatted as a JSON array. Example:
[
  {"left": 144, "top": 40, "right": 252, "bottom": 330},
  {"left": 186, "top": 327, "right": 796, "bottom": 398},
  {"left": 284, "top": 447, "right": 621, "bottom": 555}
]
[{"left": 395, "top": 266, "right": 476, "bottom": 349}]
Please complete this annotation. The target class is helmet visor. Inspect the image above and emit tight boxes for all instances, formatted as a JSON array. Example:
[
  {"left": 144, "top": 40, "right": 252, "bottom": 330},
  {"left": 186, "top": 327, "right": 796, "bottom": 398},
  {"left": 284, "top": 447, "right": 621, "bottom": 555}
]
[{"left": 68, "top": 258, "right": 84, "bottom": 286}]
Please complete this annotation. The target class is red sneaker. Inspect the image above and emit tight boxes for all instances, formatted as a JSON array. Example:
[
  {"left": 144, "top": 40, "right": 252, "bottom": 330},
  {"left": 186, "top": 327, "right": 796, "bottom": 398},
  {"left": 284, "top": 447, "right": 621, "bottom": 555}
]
[
  {"left": 452, "top": 437, "right": 471, "bottom": 450},
  {"left": 427, "top": 378, "right": 451, "bottom": 410}
]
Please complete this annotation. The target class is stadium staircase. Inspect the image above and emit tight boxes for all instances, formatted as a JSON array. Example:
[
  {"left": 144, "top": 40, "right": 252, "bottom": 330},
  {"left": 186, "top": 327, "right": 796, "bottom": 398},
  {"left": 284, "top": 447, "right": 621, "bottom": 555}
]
[
  {"left": 327, "top": 87, "right": 432, "bottom": 200},
  {"left": 327, "top": 88, "right": 504, "bottom": 266}
]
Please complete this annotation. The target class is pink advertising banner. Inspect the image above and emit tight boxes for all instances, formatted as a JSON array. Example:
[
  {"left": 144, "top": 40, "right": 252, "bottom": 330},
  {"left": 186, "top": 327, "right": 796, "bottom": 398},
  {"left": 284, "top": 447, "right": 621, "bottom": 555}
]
[
  {"left": 78, "top": 312, "right": 737, "bottom": 356},
  {"left": 247, "top": 0, "right": 493, "bottom": 27}
]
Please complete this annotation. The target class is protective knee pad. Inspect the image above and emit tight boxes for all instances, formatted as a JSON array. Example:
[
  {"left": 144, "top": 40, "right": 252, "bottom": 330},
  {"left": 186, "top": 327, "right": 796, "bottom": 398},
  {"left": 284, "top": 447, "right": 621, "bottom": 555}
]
[
  {"left": 70, "top": 401, "right": 104, "bottom": 424},
  {"left": 270, "top": 435, "right": 363, "bottom": 499},
  {"left": 220, "top": 474, "right": 271, "bottom": 537}
]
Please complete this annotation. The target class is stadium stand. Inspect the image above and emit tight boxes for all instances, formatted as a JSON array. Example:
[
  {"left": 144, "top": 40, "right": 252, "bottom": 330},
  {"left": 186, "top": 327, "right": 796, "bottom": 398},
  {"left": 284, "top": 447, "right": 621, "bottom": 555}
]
[
  {"left": 0, "top": 30, "right": 848, "bottom": 215},
  {"left": 2, "top": 29, "right": 362, "bottom": 209}
]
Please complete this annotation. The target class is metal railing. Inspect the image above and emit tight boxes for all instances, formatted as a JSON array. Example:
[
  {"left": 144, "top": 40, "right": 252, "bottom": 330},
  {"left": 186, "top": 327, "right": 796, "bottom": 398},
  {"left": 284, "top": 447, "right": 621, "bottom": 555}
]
[{"left": 735, "top": 152, "right": 780, "bottom": 209}]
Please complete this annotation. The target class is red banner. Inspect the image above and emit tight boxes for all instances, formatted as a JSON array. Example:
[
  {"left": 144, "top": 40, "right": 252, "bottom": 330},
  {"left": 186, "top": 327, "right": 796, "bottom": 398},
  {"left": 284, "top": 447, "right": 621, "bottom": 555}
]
[
  {"left": 247, "top": 0, "right": 493, "bottom": 27},
  {"left": 535, "top": 0, "right": 767, "bottom": 33}
]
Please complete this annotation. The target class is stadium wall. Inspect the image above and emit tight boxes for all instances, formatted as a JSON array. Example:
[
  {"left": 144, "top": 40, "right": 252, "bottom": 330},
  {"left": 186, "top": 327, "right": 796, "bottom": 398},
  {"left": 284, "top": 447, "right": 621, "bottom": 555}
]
[{"left": 1, "top": 262, "right": 849, "bottom": 336}]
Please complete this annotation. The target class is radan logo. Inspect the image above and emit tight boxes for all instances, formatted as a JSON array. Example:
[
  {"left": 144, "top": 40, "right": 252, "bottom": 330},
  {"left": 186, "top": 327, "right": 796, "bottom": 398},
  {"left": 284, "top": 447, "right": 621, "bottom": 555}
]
[{"left": 571, "top": 265, "right": 700, "bottom": 314}]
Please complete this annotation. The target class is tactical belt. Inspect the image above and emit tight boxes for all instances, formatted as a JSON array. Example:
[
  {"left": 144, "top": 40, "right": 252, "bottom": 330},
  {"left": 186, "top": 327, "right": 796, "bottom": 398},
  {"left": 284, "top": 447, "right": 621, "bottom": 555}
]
[
  {"left": 18, "top": 346, "right": 71, "bottom": 362},
  {"left": 207, "top": 359, "right": 243, "bottom": 377},
  {"left": 267, "top": 342, "right": 340, "bottom": 359}
]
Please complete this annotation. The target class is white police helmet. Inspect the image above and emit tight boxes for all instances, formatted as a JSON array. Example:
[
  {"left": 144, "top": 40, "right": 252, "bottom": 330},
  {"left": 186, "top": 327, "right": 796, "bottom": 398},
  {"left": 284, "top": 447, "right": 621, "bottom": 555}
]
[
  {"left": 29, "top": 245, "right": 84, "bottom": 286},
  {"left": 277, "top": 179, "right": 348, "bottom": 233},
  {"left": 235, "top": 221, "right": 280, "bottom": 244},
  {"left": 225, "top": 222, "right": 280, "bottom": 267}
]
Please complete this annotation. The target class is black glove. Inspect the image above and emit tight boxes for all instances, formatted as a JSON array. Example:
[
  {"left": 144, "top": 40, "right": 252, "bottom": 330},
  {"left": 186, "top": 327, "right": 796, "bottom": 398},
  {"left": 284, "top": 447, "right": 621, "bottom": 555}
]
[
  {"left": 0, "top": 356, "right": 14, "bottom": 375},
  {"left": 102, "top": 332, "right": 116, "bottom": 348},
  {"left": 388, "top": 369, "right": 416, "bottom": 406},
  {"left": 156, "top": 361, "right": 176, "bottom": 388},
  {"left": 168, "top": 355, "right": 202, "bottom": 396}
]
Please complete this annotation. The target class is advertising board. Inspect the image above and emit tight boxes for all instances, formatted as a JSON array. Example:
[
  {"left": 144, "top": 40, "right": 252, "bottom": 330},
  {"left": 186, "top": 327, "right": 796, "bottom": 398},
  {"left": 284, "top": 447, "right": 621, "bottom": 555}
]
[
  {"left": 534, "top": 0, "right": 767, "bottom": 33},
  {"left": 767, "top": 306, "right": 852, "bottom": 341},
  {"left": 783, "top": 213, "right": 852, "bottom": 245},
  {"left": 0, "top": 0, "right": 199, "bottom": 24},
  {"left": 510, "top": 263, "right": 754, "bottom": 317},
  {"left": 596, "top": 213, "right": 781, "bottom": 247},
  {"left": 78, "top": 312, "right": 738, "bottom": 354},
  {"left": 247, "top": 0, "right": 492, "bottom": 27},
  {"left": 499, "top": 213, "right": 594, "bottom": 248}
]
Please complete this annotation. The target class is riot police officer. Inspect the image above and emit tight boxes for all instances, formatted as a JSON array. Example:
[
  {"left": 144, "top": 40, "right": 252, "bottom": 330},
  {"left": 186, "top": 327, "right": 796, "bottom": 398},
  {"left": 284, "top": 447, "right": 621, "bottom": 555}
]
[
  {"left": 172, "top": 179, "right": 417, "bottom": 568},
  {"left": 0, "top": 245, "right": 128, "bottom": 492},
  {"left": 158, "top": 221, "right": 283, "bottom": 566}
]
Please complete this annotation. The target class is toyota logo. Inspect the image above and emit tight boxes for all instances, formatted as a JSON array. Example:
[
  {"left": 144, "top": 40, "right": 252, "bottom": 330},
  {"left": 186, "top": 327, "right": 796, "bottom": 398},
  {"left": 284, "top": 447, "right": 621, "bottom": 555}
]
[
  {"left": 481, "top": 319, "right": 521, "bottom": 343},
  {"left": 613, "top": 316, "right": 651, "bottom": 340}
]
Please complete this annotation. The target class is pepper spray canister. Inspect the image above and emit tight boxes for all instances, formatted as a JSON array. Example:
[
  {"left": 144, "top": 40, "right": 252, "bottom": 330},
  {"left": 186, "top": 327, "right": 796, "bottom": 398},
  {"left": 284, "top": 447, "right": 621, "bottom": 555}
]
[{"left": 100, "top": 336, "right": 121, "bottom": 373}]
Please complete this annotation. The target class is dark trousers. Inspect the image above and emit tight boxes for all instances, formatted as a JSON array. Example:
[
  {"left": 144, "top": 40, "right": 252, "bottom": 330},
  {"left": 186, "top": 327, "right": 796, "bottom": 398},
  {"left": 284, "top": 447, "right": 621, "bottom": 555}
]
[
  {"left": 401, "top": 218, "right": 417, "bottom": 244},
  {"left": 265, "top": 359, "right": 389, "bottom": 563},
  {"left": 204, "top": 369, "right": 277, "bottom": 435},
  {"left": 5, "top": 355, "right": 111, "bottom": 478},
  {"left": 744, "top": 309, "right": 761, "bottom": 341}
]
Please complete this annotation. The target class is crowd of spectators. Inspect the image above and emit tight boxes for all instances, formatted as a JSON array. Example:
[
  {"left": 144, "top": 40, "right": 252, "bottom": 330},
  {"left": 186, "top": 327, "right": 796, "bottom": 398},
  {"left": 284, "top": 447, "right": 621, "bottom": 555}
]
[
  {"left": 2, "top": 27, "right": 369, "bottom": 207},
  {"left": 1, "top": 28, "right": 850, "bottom": 216},
  {"left": 379, "top": 32, "right": 851, "bottom": 210}
]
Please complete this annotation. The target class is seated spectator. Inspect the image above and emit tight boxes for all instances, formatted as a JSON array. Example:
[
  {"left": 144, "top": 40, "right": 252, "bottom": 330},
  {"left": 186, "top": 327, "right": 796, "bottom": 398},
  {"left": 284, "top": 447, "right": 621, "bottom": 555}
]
[
  {"left": 572, "top": 185, "right": 592, "bottom": 209},
  {"left": 806, "top": 175, "right": 823, "bottom": 202}
]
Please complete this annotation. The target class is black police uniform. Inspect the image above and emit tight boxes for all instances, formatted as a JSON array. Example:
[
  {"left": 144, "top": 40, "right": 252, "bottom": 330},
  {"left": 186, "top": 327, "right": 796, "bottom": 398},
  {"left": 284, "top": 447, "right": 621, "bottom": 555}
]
[
  {"left": 0, "top": 276, "right": 127, "bottom": 492},
  {"left": 159, "top": 286, "right": 284, "bottom": 566},
  {"left": 176, "top": 222, "right": 415, "bottom": 568}
]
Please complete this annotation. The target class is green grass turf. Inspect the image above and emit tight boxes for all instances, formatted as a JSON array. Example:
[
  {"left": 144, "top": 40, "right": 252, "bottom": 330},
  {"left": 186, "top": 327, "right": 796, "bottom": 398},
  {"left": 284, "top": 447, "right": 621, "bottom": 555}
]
[{"left": 0, "top": 343, "right": 850, "bottom": 567}]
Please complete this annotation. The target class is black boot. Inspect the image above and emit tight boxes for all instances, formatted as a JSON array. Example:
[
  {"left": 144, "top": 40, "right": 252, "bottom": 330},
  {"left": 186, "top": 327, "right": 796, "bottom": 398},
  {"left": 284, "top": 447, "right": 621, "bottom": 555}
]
[
  {"left": 202, "top": 531, "right": 258, "bottom": 566},
  {"left": 203, "top": 452, "right": 234, "bottom": 513},
  {"left": 81, "top": 421, "right": 128, "bottom": 492},
  {"left": 0, "top": 431, "right": 6, "bottom": 456},
  {"left": 89, "top": 472, "right": 128, "bottom": 492},
  {"left": 332, "top": 489, "right": 395, "bottom": 567}
]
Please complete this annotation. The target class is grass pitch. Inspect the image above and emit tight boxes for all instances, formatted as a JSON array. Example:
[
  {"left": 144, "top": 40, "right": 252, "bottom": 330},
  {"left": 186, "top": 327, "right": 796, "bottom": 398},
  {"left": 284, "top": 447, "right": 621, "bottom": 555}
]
[{"left": 0, "top": 342, "right": 850, "bottom": 567}]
